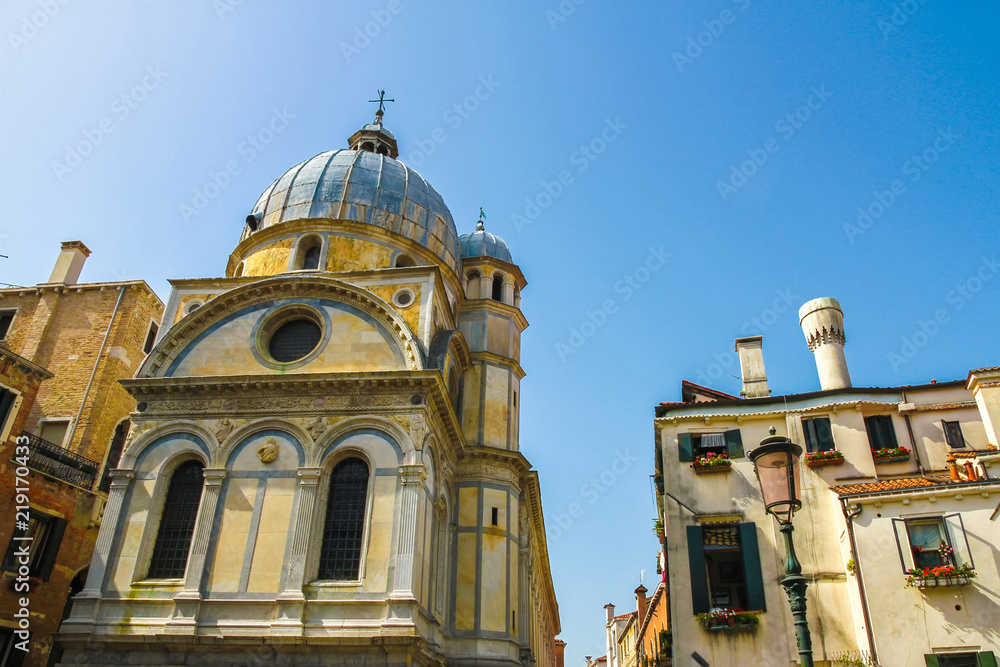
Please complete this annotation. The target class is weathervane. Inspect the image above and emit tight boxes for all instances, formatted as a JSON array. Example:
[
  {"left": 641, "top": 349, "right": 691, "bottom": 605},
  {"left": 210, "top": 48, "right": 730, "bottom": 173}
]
[
  {"left": 477, "top": 207, "right": 486, "bottom": 231},
  {"left": 368, "top": 89, "right": 394, "bottom": 123}
]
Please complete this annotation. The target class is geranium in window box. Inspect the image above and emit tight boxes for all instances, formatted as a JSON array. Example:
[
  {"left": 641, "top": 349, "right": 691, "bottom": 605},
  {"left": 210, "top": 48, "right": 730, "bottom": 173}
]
[
  {"left": 905, "top": 563, "right": 976, "bottom": 588},
  {"left": 691, "top": 453, "right": 732, "bottom": 474},
  {"left": 872, "top": 446, "right": 910, "bottom": 463},
  {"left": 805, "top": 450, "right": 845, "bottom": 467},
  {"left": 696, "top": 608, "right": 759, "bottom": 631}
]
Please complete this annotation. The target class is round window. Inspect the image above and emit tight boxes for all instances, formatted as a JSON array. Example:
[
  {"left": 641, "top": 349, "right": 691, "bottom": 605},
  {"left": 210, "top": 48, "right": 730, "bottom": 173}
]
[
  {"left": 393, "top": 288, "right": 415, "bottom": 308},
  {"left": 268, "top": 318, "right": 322, "bottom": 362}
]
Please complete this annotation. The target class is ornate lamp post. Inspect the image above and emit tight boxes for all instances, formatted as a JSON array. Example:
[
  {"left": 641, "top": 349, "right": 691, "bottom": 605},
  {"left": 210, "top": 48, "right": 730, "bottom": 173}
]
[{"left": 748, "top": 428, "right": 814, "bottom": 667}]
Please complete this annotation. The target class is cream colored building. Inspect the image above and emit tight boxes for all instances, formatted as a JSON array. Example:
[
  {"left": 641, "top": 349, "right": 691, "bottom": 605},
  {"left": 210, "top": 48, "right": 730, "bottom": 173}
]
[
  {"left": 655, "top": 298, "right": 999, "bottom": 666},
  {"left": 57, "top": 111, "right": 560, "bottom": 667}
]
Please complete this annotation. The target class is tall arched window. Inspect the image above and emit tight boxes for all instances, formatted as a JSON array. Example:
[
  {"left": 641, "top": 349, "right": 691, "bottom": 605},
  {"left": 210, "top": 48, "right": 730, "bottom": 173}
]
[
  {"left": 319, "top": 458, "right": 369, "bottom": 580},
  {"left": 302, "top": 245, "right": 321, "bottom": 270},
  {"left": 147, "top": 460, "right": 204, "bottom": 579},
  {"left": 492, "top": 273, "right": 504, "bottom": 302},
  {"left": 98, "top": 419, "right": 130, "bottom": 493}
]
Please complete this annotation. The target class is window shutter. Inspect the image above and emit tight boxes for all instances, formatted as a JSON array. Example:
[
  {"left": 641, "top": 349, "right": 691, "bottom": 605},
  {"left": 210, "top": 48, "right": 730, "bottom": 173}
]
[
  {"left": 738, "top": 523, "right": 766, "bottom": 611},
  {"left": 686, "top": 526, "right": 710, "bottom": 613},
  {"left": 942, "top": 514, "right": 974, "bottom": 569},
  {"left": 725, "top": 430, "right": 744, "bottom": 459},
  {"left": 883, "top": 416, "right": 899, "bottom": 448},
  {"left": 678, "top": 434, "right": 694, "bottom": 462},
  {"left": 924, "top": 656, "right": 940, "bottom": 667},
  {"left": 892, "top": 518, "right": 915, "bottom": 573},
  {"left": 977, "top": 651, "right": 998, "bottom": 667},
  {"left": 816, "top": 418, "right": 834, "bottom": 452},
  {"left": 37, "top": 518, "right": 67, "bottom": 581},
  {"left": 802, "top": 418, "right": 819, "bottom": 452}
]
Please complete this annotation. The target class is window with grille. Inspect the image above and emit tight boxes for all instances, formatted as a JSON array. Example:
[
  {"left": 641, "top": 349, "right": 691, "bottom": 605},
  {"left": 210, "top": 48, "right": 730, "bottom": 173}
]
[
  {"left": 147, "top": 460, "right": 204, "bottom": 579},
  {"left": 686, "top": 522, "right": 766, "bottom": 613},
  {"left": 268, "top": 319, "right": 321, "bottom": 362},
  {"left": 318, "top": 458, "right": 369, "bottom": 580}
]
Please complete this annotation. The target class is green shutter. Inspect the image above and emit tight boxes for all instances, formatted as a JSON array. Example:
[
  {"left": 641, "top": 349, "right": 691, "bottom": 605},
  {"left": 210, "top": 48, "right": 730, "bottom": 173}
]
[
  {"left": 686, "top": 525, "right": 710, "bottom": 613},
  {"left": 924, "top": 656, "right": 940, "bottom": 667},
  {"left": 978, "top": 652, "right": 998, "bottom": 667},
  {"left": 802, "top": 418, "right": 818, "bottom": 452},
  {"left": 725, "top": 429, "right": 744, "bottom": 458},
  {"left": 816, "top": 418, "right": 835, "bottom": 452},
  {"left": 37, "top": 518, "right": 67, "bottom": 581},
  {"left": 678, "top": 433, "right": 694, "bottom": 462},
  {"left": 739, "top": 523, "right": 766, "bottom": 612}
]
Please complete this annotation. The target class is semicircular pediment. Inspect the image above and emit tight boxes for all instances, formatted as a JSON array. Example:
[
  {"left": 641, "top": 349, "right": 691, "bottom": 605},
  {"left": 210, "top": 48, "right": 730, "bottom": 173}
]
[{"left": 139, "top": 276, "right": 423, "bottom": 378}]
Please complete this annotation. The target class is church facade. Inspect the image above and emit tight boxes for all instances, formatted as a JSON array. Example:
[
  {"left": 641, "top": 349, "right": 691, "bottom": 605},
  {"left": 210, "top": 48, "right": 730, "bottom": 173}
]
[{"left": 57, "top": 112, "right": 561, "bottom": 667}]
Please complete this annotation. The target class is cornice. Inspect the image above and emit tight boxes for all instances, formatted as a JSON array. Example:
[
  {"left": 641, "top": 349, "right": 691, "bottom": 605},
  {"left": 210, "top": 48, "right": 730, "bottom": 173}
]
[
  {"left": 469, "top": 352, "right": 527, "bottom": 380},
  {"left": 655, "top": 398, "right": 899, "bottom": 423},
  {"left": 0, "top": 346, "right": 53, "bottom": 380},
  {"left": 458, "top": 299, "right": 529, "bottom": 331}
]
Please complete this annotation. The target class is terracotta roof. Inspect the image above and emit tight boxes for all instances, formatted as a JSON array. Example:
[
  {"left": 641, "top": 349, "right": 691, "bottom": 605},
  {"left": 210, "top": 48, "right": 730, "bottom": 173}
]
[
  {"left": 614, "top": 611, "right": 636, "bottom": 621},
  {"left": 832, "top": 477, "right": 941, "bottom": 496}
]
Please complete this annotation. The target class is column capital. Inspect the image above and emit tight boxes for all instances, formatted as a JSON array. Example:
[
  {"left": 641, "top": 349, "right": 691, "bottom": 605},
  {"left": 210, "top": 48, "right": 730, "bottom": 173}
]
[
  {"left": 398, "top": 464, "right": 426, "bottom": 485},
  {"left": 202, "top": 468, "right": 228, "bottom": 485},
  {"left": 108, "top": 469, "right": 135, "bottom": 489},
  {"left": 297, "top": 467, "right": 323, "bottom": 484}
]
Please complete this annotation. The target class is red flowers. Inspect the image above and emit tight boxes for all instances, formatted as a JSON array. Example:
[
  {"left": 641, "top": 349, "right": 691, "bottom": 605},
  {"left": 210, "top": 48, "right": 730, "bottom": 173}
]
[{"left": 691, "top": 452, "right": 731, "bottom": 469}]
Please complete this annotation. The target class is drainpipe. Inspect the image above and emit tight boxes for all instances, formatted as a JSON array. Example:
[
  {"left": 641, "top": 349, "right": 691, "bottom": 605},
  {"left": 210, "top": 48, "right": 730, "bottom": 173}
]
[
  {"left": 67, "top": 285, "right": 127, "bottom": 456},
  {"left": 841, "top": 498, "right": 877, "bottom": 665},
  {"left": 900, "top": 391, "right": 926, "bottom": 475}
]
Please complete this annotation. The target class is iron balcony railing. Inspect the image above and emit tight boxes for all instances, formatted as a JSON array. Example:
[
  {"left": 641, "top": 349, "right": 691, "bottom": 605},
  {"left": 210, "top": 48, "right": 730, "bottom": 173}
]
[{"left": 19, "top": 431, "right": 100, "bottom": 489}]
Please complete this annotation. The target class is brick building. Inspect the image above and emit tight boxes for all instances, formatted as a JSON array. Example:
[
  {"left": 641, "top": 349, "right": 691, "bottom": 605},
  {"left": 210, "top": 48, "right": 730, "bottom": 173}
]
[{"left": 0, "top": 242, "right": 163, "bottom": 667}]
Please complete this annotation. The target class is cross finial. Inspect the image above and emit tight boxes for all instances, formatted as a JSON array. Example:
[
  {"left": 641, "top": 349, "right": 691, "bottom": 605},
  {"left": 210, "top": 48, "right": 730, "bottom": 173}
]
[
  {"left": 368, "top": 89, "right": 395, "bottom": 123},
  {"left": 476, "top": 207, "right": 486, "bottom": 231}
]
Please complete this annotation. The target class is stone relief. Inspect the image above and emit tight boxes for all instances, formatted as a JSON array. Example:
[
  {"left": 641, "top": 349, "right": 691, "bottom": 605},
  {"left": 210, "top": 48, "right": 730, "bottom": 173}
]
[
  {"left": 304, "top": 416, "right": 327, "bottom": 440},
  {"left": 257, "top": 437, "right": 280, "bottom": 463},
  {"left": 214, "top": 417, "right": 234, "bottom": 441}
]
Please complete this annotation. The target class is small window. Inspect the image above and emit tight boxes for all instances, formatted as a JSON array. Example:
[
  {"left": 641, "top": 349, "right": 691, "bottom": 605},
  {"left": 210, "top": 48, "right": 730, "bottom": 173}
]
[
  {"left": 302, "top": 245, "right": 321, "bottom": 270},
  {"left": 0, "top": 310, "right": 15, "bottom": 340},
  {"left": 892, "top": 514, "right": 975, "bottom": 575},
  {"left": 492, "top": 274, "right": 504, "bottom": 302},
  {"left": 319, "top": 458, "right": 369, "bottom": 580},
  {"left": 37, "top": 420, "right": 70, "bottom": 448},
  {"left": 864, "top": 415, "right": 898, "bottom": 451},
  {"left": 686, "top": 523, "right": 766, "bottom": 613},
  {"left": 491, "top": 507, "right": 499, "bottom": 526},
  {"left": 184, "top": 300, "right": 203, "bottom": 315},
  {"left": 147, "top": 460, "right": 204, "bottom": 579},
  {"left": 942, "top": 421, "right": 966, "bottom": 449},
  {"left": 0, "top": 388, "right": 17, "bottom": 436},
  {"left": 0, "top": 626, "right": 29, "bottom": 666},
  {"left": 2, "top": 511, "right": 67, "bottom": 580},
  {"left": 268, "top": 319, "right": 322, "bottom": 362},
  {"left": 802, "top": 417, "right": 835, "bottom": 453},
  {"left": 678, "top": 430, "right": 744, "bottom": 461},
  {"left": 925, "top": 652, "right": 995, "bottom": 667},
  {"left": 394, "top": 254, "right": 416, "bottom": 268},
  {"left": 143, "top": 321, "right": 159, "bottom": 354}
]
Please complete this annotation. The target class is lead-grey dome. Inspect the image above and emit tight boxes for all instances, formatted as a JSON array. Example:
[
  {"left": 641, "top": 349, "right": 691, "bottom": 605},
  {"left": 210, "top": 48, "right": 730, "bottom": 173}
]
[
  {"left": 248, "top": 148, "right": 461, "bottom": 274},
  {"left": 459, "top": 222, "right": 512, "bottom": 263}
]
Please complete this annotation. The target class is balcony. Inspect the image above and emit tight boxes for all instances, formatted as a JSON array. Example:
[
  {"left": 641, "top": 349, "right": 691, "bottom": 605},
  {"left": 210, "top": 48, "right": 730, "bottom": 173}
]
[{"left": 18, "top": 431, "right": 100, "bottom": 489}]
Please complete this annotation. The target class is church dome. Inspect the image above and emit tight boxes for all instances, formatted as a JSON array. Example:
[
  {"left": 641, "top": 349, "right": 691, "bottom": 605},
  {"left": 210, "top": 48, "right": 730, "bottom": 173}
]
[
  {"left": 247, "top": 147, "right": 461, "bottom": 274},
  {"left": 459, "top": 221, "right": 512, "bottom": 263}
]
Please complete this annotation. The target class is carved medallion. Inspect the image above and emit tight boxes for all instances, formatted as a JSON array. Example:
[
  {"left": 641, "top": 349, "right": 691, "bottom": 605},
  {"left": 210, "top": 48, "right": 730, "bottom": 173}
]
[{"left": 257, "top": 438, "right": 280, "bottom": 463}]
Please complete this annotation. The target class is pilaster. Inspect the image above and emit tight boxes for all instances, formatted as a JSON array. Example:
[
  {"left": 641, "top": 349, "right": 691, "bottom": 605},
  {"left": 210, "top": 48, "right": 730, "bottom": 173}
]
[
  {"left": 387, "top": 463, "right": 426, "bottom": 623},
  {"left": 274, "top": 467, "right": 322, "bottom": 634}
]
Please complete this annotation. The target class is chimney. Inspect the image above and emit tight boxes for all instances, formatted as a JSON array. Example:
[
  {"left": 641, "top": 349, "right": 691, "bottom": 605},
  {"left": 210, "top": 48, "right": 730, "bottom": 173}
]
[
  {"left": 555, "top": 639, "right": 566, "bottom": 667},
  {"left": 799, "top": 297, "right": 852, "bottom": 391},
  {"left": 604, "top": 603, "right": 615, "bottom": 625},
  {"left": 48, "top": 241, "right": 92, "bottom": 285},
  {"left": 635, "top": 585, "right": 648, "bottom": 623},
  {"left": 735, "top": 336, "right": 770, "bottom": 398}
]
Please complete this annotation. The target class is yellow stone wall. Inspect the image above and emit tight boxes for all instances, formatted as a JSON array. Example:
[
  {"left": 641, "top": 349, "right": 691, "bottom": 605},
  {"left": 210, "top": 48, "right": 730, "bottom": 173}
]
[{"left": 241, "top": 237, "right": 294, "bottom": 277}]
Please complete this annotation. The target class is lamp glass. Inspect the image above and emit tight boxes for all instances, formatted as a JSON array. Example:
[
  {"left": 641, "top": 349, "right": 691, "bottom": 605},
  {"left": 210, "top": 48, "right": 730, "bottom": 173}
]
[{"left": 752, "top": 441, "right": 802, "bottom": 523}]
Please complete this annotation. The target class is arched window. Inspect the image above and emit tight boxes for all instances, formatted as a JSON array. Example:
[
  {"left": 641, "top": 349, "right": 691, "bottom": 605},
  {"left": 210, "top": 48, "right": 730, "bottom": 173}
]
[
  {"left": 394, "top": 254, "right": 416, "bottom": 268},
  {"left": 147, "top": 460, "right": 204, "bottom": 579},
  {"left": 302, "top": 245, "right": 321, "bottom": 270},
  {"left": 98, "top": 419, "right": 130, "bottom": 493},
  {"left": 319, "top": 458, "right": 369, "bottom": 580},
  {"left": 492, "top": 273, "right": 504, "bottom": 302}
]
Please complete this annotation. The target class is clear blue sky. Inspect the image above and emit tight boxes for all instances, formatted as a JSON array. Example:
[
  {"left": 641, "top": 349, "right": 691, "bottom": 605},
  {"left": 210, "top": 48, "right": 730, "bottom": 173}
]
[{"left": 2, "top": 1, "right": 998, "bottom": 663}]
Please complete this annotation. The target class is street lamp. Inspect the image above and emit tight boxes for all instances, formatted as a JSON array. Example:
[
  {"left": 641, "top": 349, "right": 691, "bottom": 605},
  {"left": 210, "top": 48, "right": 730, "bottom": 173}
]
[{"left": 748, "top": 427, "right": 814, "bottom": 667}]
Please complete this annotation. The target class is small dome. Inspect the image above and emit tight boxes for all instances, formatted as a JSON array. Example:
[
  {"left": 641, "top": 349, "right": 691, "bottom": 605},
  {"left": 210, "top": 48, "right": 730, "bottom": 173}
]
[{"left": 459, "top": 221, "right": 512, "bottom": 263}]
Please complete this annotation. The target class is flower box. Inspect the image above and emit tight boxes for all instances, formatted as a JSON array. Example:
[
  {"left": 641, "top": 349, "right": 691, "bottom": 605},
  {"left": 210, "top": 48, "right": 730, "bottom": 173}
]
[
  {"left": 691, "top": 453, "right": 732, "bottom": 474},
  {"left": 872, "top": 447, "right": 910, "bottom": 464},
  {"left": 805, "top": 451, "right": 845, "bottom": 467},
  {"left": 696, "top": 609, "right": 759, "bottom": 632},
  {"left": 911, "top": 575, "right": 971, "bottom": 588}
]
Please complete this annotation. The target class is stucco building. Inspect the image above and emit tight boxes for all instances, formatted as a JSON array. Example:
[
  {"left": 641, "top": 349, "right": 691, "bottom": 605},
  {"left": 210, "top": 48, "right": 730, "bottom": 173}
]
[
  {"left": 0, "top": 242, "right": 163, "bottom": 667},
  {"left": 56, "top": 110, "right": 560, "bottom": 667},
  {"left": 654, "top": 298, "right": 999, "bottom": 666}
]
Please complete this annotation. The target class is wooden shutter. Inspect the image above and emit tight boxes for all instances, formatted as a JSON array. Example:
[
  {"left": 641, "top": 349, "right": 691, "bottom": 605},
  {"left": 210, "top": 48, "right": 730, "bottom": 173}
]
[
  {"left": 892, "top": 518, "right": 916, "bottom": 573},
  {"left": 739, "top": 523, "right": 766, "bottom": 611},
  {"left": 37, "top": 517, "right": 67, "bottom": 581},
  {"left": 725, "top": 429, "right": 744, "bottom": 459},
  {"left": 678, "top": 433, "right": 694, "bottom": 462},
  {"left": 977, "top": 651, "right": 998, "bottom": 667},
  {"left": 815, "top": 418, "right": 835, "bottom": 452},
  {"left": 942, "top": 514, "right": 974, "bottom": 569},
  {"left": 686, "top": 526, "right": 710, "bottom": 613},
  {"left": 924, "top": 656, "right": 940, "bottom": 667},
  {"left": 802, "top": 418, "right": 819, "bottom": 452}
]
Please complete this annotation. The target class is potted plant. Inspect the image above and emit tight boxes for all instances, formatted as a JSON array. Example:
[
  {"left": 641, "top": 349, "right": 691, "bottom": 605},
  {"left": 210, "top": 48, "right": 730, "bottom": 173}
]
[
  {"left": 695, "top": 608, "right": 759, "bottom": 631},
  {"left": 872, "top": 446, "right": 910, "bottom": 463},
  {"left": 653, "top": 472, "right": 664, "bottom": 496},
  {"left": 653, "top": 518, "right": 665, "bottom": 541},
  {"left": 691, "top": 452, "right": 732, "bottom": 474},
  {"left": 805, "top": 450, "right": 846, "bottom": 467},
  {"left": 905, "top": 562, "right": 976, "bottom": 588}
]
